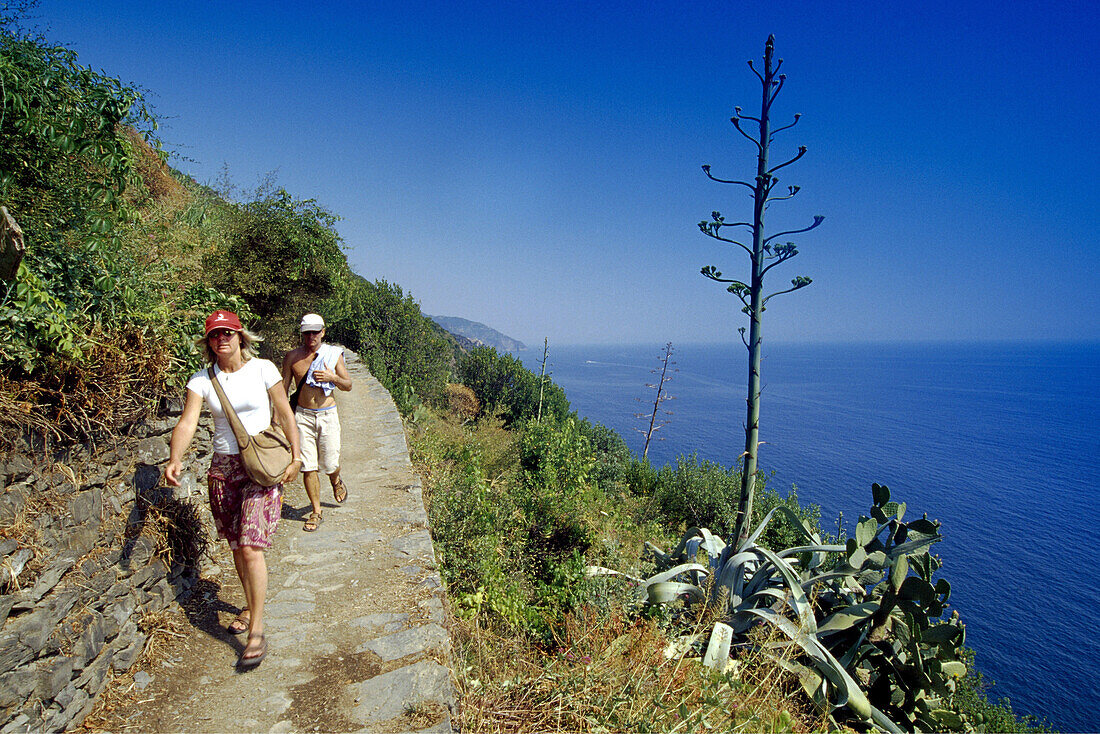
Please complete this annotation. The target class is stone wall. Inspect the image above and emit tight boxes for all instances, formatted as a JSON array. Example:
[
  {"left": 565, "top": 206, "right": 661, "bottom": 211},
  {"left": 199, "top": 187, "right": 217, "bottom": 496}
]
[{"left": 0, "top": 408, "right": 216, "bottom": 733}]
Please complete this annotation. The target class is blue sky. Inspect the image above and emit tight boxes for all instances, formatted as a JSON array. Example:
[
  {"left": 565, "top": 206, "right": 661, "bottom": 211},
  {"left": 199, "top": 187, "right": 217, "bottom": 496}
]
[{"left": 34, "top": 0, "right": 1100, "bottom": 346}]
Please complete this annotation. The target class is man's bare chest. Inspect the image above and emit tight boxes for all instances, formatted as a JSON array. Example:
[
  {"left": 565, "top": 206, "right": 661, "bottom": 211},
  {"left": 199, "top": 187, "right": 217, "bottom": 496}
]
[{"left": 290, "top": 351, "right": 319, "bottom": 381}]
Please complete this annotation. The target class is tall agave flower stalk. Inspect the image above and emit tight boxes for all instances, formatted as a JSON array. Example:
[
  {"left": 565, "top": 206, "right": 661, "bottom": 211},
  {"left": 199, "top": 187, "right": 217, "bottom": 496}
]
[{"left": 699, "top": 35, "right": 823, "bottom": 546}]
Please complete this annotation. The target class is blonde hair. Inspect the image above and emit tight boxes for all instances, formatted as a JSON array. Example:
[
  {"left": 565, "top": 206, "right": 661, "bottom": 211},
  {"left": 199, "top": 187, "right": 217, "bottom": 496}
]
[{"left": 195, "top": 327, "right": 263, "bottom": 364}]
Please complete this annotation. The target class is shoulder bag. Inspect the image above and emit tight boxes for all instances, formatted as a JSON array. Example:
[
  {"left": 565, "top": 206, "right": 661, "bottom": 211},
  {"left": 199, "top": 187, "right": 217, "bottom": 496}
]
[{"left": 208, "top": 367, "right": 292, "bottom": 487}]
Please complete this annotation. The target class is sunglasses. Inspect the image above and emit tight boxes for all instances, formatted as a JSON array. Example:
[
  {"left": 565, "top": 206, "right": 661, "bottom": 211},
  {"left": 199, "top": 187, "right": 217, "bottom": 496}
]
[{"left": 208, "top": 329, "right": 238, "bottom": 340}]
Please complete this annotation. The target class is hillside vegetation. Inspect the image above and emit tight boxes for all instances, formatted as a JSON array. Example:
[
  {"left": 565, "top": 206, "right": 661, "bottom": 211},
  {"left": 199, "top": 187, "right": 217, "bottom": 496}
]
[{"left": 0, "top": 10, "right": 1048, "bottom": 733}]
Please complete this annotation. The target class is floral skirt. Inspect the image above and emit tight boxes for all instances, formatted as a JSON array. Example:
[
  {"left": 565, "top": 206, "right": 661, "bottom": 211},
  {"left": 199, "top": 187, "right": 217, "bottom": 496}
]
[{"left": 208, "top": 453, "right": 282, "bottom": 549}]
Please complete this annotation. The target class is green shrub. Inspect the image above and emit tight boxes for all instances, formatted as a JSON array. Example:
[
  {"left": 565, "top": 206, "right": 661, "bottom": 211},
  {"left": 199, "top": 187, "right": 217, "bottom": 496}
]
[
  {"left": 0, "top": 18, "right": 159, "bottom": 373},
  {"left": 577, "top": 419, "right": 634, "bottom": 492},
  {"left": 952, "top": 649, "right": 1054, "bottom": 733},
  {"left": 457, "top": 346, "right": 570, "bottom": 426},
  {"left": 626, "top": 455, "right": 822, "bottom": 550},
  {"left": 203, "top": 189, "right": 346, "bottom": 345},
  {"left": 329, "top": 276, "right": 452, "bottom": 409}
]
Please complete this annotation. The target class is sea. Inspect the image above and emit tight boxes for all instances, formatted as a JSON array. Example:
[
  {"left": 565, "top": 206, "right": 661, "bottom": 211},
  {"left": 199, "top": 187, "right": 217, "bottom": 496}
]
[{"left": 537, "top": 340, "right": 1099, "bottom": 733}]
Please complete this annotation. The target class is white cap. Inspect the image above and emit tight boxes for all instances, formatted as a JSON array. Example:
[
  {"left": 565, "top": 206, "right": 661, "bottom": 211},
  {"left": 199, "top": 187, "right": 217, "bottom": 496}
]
[{"left": 300, "top": 313, "right": 325, "bottom": 332}]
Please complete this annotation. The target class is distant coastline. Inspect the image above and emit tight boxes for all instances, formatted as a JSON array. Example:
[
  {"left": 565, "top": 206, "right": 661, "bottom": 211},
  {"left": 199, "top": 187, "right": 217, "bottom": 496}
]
[{"left": 430, "top": 315, "right": 525, "bottom": 353}]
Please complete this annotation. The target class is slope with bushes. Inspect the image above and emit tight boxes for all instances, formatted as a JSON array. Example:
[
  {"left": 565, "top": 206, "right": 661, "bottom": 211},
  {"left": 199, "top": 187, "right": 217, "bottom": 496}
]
[{"left": 0, "top": 12, "right": 459, "bottom": 450}]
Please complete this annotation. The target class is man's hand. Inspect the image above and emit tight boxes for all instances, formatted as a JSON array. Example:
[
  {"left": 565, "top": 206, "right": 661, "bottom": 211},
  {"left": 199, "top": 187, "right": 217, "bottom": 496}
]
[{"left": 313, "top": 367, "right": 337, "bottom": 384}]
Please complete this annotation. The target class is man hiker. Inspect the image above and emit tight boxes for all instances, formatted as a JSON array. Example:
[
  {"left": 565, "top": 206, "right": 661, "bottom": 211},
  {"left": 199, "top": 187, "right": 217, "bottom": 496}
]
[{"left": 281, "top": 313, "right": 352, "bottom": 531}]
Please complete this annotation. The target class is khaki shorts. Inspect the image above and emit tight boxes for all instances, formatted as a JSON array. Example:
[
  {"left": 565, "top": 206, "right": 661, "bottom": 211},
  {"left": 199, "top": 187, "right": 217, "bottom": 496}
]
[{"left": 296, "top": 405, "right": 341, "bottom": 475}]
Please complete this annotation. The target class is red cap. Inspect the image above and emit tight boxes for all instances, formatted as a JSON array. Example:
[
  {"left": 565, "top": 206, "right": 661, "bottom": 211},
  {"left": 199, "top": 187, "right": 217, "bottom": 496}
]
[{"left": 204, "top": 310, "right": 243, "bottom": 336}]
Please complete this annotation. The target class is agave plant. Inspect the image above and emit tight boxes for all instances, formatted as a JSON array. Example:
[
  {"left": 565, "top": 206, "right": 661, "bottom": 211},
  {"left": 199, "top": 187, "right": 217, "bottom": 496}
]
[{"left": 590, "top": 484, "right": 971, "bottom": 732}]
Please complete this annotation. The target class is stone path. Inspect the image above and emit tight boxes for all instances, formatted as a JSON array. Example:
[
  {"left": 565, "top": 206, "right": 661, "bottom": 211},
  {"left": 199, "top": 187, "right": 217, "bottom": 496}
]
[{"left": 108, "top": 352, "right": 455, "bottom": 732}]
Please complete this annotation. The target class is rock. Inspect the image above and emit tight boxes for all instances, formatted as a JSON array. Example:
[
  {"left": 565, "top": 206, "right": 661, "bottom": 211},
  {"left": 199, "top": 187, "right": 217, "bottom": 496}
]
[
  {"left": 48, "top": 471, "right": 77, "bottom": 496},
  {"left": 116, "top": 484, "right": 136, "bottom": 505},
  {"left": 21, "top": 553, "right": 77, "bottom": 603},
  {"left": 174, "top": 472, "right": 199, "bottom": 499},
  {"left": 68, "top": 490, "right": 102, "bottom": 526},
  {"left": 110, "top": 634, "right": 144, "bottom": 672},
  {"left": 53, "top": 681, "right": 77, "bottom": 710},
  {"left": 0, "top": 633, "right": 33, "bottom": 673},
  {"left": 83, "top": 463, "right": 108, "bottom": 488},
  {"left": 161, "top": 395, "right": 185, "bottom": 417},
  {"left": 65, "top": 527, "right": 97, "bottom": 557},
  {"left": 147, "top": 578, "right": 174, "bottom": 611},
  {"left": 390, "top": 532, "right": 437, "bottom": 563},
  {"left": 42, "top": 706, "right": 68, "bottom": 734},
  {"left": 72, "top": 615, "right": 106, "bottom": 670},
  {"left": 3, "top": 455, "right": 33, "bottom": 482},
  {"left": 418, "top": 596, "right": 446, "bottom": 625},
  {"left": 131, "top": 558, "right": 168, "bottom": 589},
  {"left": 358, "top": 623, "right": 450, "bottom": 663},
  {"left": 63, "top": 689, "right": 93, "bottom": 730},
  {"left": 133, "top": 438, "right": 170, "bottom": 466},
  {"left": 34, "top": 655, "right": 75, "bottom": 701},
  {"left": 104, "top": 595, "right": 136, "bottom": 638},
  {"left": 0, "top": 713, "right": 30, "bottom": 734},
  {"left": 125, "top": 536, "right": 156, "bottom": 570},
  {"left": 16, "top": 589, "right": 79, "bottom": 654},
  {"left": 0, "top": 668, "right": 35, "bottom": 707},
  {"left": 134, "top": 418, "right": 174, "bottom": 439},
  {"left": 73, "top": 649, "right": 113, "bottom": 694},
  {"left": 352, "top": 660, "right": 453, "bottom": 724},
  {"left": 133, "top": 670, "right": 153, "bottom": 690},
  {"left": 0, "top": 485, "right": 30, "bottom": 524}
]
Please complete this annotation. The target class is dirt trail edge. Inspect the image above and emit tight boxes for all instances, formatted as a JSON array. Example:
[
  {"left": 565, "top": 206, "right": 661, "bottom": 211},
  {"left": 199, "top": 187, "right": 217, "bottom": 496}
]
[{"left": 110, "top": 352, "right": 456, "bottom": 733}]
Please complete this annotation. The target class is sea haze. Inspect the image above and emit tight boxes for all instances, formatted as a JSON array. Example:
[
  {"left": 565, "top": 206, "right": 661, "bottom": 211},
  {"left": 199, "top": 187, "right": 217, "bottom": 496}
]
[{"left": 541, "top": 340, "right": 1099, "bottom": 733}]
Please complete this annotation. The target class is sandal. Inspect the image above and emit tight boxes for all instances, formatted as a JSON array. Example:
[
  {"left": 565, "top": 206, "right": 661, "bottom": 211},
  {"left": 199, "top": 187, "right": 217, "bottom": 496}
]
[
  {"left": 227, "top": 608, "right": 250, "bottom": 635},
  {"left": 238, "top": 633, "right": 266, "bottom": 668},
  {"left": 303, "top": 511, "right": 323, "bottom": 532},
  {"left": 332, "top": 477, "right": 348, "bottom": 504}
]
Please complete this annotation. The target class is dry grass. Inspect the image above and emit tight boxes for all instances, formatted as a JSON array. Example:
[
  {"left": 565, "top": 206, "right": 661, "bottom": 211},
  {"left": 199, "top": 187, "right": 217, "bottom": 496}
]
[
  {"left": 452, "top": 607, "right": 819, "bottom": 734},
  {"left": 445, "top": 383, "right": 480, "bottom": 420},
  {"left": 121, "top": 127, "right": 186, "bottom": 206},
  {"left": 411, "top": 402, "right": 825, "bottom": 733},
  {"left": 0, "top": 327, "right": 174, "bottom": 451},
  {"left": 139, "top": 497, "right": 210, "bottom": 571}
]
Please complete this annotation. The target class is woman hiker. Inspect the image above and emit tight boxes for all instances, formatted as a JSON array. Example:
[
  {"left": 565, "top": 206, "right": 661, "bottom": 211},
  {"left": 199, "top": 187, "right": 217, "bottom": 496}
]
[{"left": 164, "top": 310, "right": 301, "bottom": 668}]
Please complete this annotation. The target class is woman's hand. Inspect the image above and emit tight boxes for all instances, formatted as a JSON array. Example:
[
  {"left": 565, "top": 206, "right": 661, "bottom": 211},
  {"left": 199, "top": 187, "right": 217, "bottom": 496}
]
[
  {"left": 165, "top": 390, "right": 203, "bottom": 487},
  {"left": 282, "top": 459, "right": 301, "bottom": 484},
  {"left": 164, "top": 459, "right": 183, "bottom": 486}
]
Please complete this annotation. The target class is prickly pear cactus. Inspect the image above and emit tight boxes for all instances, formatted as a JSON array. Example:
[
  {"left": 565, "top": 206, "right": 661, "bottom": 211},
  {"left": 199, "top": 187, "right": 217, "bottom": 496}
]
[{"left": 817, "top": 484, "right": 970, "bottom": 730}]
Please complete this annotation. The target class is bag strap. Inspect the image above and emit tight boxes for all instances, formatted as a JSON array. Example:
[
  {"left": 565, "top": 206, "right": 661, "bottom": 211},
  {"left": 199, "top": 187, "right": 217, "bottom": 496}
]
[
  {"left": 207, "top": 366, "right": 251, "bottom": 447},
  {"left": 289, "top": 373, "right": 306, "bottom": 403}
]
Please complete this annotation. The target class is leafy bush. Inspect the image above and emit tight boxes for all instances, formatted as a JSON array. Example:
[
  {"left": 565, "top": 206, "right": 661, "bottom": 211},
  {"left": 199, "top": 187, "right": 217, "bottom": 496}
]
[
  {"left": 577, "top": 419, "right": 634, "bottom": 492},
  {"left": 203, "top": 189, "right": 347, "bottom": 348},
  {"left": 0, "top": 18, "right": 159, "bottom": 374},
  {"left": 328, "top": 276, "right": 453, "bottom": 408},
  {"left": 951, "top": 648, "right": 1053, "bottom": 732},
  {"left": 457, "top": 346, "right": 570, "bottom": 425},
  {"left": 638, "top": 454, "right": 820, "bottom": 549},
  {"left": 517, "top": 417, "right": 597, "bottom": 619}
]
